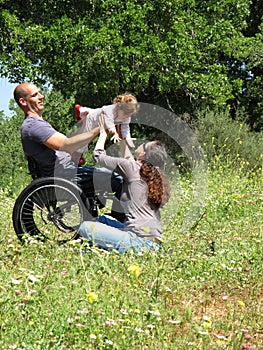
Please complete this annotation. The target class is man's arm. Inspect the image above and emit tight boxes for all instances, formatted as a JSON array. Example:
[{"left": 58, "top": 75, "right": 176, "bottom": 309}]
[{"left": 44, "top": 127, "right": 100, "bottom": 153}]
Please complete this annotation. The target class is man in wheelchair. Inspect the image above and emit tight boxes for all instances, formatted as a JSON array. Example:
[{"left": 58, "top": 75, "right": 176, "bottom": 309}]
[{"left": 14, "top": 82, "right": 124, "bottom": 222}]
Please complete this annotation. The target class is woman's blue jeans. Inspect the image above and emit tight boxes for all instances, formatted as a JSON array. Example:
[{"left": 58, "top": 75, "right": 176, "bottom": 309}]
[{"left": 78, "top": 214, "right": 160, "bottom": 254}]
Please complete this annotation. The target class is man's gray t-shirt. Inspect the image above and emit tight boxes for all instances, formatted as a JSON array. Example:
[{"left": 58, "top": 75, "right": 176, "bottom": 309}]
[{"left": 21, "top": 116, "right": 73, "bottom": 177}]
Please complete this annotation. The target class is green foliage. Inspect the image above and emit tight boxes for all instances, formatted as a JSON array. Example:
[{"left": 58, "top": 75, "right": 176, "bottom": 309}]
[
  {"left": 0, "top": 162, "right": 262, "bottom": 348},
  {"left": 42, "top": 88, "right": 76, "bottom": 133},
  {"left": 241, "top": 26, "right": 263, "bottom": 131},
  {"left": 0, "top": 113, "right": 30, "bottom": 193},
  {"left": 194, "top": 109, "right": 263, "bottom": 171},
  {"left": 1, "top": 0, "right": 262, "bottom": 128}
]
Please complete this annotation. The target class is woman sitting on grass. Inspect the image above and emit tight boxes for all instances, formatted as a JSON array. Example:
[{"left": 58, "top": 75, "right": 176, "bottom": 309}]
[{"left": 78, "top": 116, "right": 170, "bottom": 253}]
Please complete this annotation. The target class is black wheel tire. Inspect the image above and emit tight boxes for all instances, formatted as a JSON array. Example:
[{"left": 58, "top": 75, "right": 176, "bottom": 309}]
[{"left": 12, "top": 177, "right": 90, "bottom": 243}]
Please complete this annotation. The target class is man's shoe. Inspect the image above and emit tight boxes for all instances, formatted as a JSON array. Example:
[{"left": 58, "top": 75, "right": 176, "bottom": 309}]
[{"left": 78, "top": 154, "right": 86, "bottom": 165}]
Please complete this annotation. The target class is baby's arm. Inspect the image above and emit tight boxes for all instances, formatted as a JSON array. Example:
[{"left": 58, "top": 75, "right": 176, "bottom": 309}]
[{"left": 103, "top": 110, "right": 122, "bottom": 143}]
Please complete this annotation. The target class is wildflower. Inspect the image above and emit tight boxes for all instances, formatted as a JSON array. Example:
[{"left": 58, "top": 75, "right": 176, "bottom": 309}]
[
  {"left": 28, "top": 290, "right": 37, "bottom": 295},
  {"left": 135, "top": 327, "right": 144, "bottom": 333},
  {"left": 237, "top": 300, "right": 245, "bottom": 308},
  {"left": 78, "top": 308, "right": 89, "bottom": 314},
  {"left": 198, "top": 331, "right": 208, "bottom": 335},
  {"left": 241, "top": 343, "right": 256, "bottom": 349},
  {"left": 75, "top": 323, "right": 85, "bottom": 327},
  {"left": 27, "top": 274, "right": 41, "bottom": 283},
  {"left": 14, "top": 290, "right": 22, "bottom": 295},
  {"left": 168, "top": 319, "right": 181, "bottom": 324},
  {"left": 127, "top": 262, "right": 141, "bottom": 277},
  {"left": 147, "top": 324, "right": 155, "bottom": 329},
  {"left": 11, "top": 279, "right": 22, "bottom": 285},
  {"left": 152, "top": 310, "right": 161, "bottom": 316},
  {"left": 244, "top": 334, "right": 252, "bottom": 339},
  {"left": 216, "top": 335, "right": 226, "bottom": 341},
  {"left": 202, "top": 315, "right": 212, "bottom": 329},
  {"left": 90, "top": 334, "right": 97, "bottom": 339},
  {"left": 87, "top": 291, "right": 98, "bottom": 304},
  {"left": 120, "top": 308, "right": 128, "bottom": 315}
]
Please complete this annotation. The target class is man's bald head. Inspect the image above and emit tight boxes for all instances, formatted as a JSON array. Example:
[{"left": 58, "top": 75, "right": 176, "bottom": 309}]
[
  {"left": 13, "top": 82, "right": 44, "bottom": 117},
  {"left": 14, "top": 82, "right": 35, "bottom": 107}
]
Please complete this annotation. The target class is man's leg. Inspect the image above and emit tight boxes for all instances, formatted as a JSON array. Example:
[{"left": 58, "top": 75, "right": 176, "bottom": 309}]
[
  {"left": 75, "top": 166, "right": 125, "bottom": 221},
  {"left": 93, "top": 167, "right": 125, "bottom": 222}
]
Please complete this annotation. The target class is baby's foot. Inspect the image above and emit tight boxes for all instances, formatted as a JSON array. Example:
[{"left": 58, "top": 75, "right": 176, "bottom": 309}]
[{"left": 79, "top": 107, "right": 90, "bottom": 118}]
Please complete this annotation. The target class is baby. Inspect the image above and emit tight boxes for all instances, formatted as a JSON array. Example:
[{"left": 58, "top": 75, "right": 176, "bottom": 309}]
[{"left": 73, "top": 93, "right": 139, "bottom": 164}]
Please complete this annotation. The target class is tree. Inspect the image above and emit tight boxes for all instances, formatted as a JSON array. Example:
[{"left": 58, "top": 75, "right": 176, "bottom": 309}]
[
  {"left": 1, "top": 0, "right": 261, "bottom": 129},
  {"left": 0, "top": 110, "right": 29, "bottom": 192}
]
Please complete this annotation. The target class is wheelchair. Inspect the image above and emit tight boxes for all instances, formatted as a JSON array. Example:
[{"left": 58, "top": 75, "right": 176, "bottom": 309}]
[{"left": 12, "top": 158, "right": 119, "bottom": 243}]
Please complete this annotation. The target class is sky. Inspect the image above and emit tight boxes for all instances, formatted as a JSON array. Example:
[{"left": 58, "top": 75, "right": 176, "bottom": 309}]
[{"left": 0, "top": 78, "right": 17, "bottom": 117}]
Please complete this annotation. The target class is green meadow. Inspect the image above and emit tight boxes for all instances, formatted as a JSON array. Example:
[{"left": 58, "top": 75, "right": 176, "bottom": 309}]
[{"left": 0, "top": 157, "right": 262, "bottom": 350}]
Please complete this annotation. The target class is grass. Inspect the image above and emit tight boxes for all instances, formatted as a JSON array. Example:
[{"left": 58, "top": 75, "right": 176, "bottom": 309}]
[{"left": 0, "top": 158, "right": 262, "bottom": 349}]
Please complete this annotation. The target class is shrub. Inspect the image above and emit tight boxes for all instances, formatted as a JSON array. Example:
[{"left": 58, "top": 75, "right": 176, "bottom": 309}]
[{"left": 194, "top": 109, "right": 263, "bottom": 171}]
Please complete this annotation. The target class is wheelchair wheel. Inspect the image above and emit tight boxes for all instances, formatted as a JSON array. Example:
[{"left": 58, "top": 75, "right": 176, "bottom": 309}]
[{"left": 12, "top": 177, "right": 90, "bottom": 243}]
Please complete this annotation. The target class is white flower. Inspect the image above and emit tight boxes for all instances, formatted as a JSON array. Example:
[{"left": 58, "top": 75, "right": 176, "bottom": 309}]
[{"left": 11, "top": 279, "right": 22, "bottom": 285}]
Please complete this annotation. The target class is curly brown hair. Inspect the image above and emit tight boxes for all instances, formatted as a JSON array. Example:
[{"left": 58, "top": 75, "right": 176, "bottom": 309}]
[
  {"left": 140, "top": 161, "right": 170, "bottom": 208},
  {"left": 139, "top": 141, "right": 170, "bottom": 208}
]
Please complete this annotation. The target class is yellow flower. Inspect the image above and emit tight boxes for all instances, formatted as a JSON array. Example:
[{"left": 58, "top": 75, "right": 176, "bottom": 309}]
[
  {"left": 237, "top": 300, "right": 245, "bottom": 308},
  {"left": 87, "top": 291, "right": 98, "bottom": 304},
  {"left": 127, "top": 263, "right": 141, "bottom": 277}
]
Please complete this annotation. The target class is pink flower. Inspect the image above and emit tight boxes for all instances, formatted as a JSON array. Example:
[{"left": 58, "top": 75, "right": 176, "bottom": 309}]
[
  {"left": 241, "top": 343, "right": 256, "bottom": 349},
  {"left": 120, "top": 308, "right": 128, "bottom": 315},
  {"left": 244, "top": 334, "right": 252, "bottom": 339}
]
